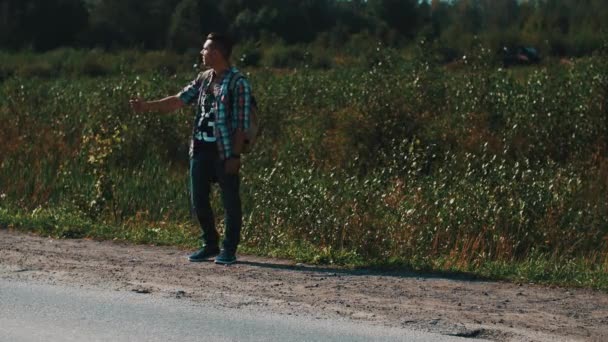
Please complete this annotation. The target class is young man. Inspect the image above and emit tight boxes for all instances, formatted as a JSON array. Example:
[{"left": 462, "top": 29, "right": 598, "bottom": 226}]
[{"left": 130, "top": 33, "right": 253, "bottom": 265}]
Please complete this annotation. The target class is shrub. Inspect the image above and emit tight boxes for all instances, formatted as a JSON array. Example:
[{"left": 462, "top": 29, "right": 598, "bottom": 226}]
[{"left": 2, "top": 54, "right": 608, "bottom": 270}]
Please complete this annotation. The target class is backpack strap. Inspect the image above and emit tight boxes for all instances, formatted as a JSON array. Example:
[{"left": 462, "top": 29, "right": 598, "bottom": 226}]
[
  {"left": 199, "top": 69, "right": 214, "bottom": 95},
  {"left": 227, "top": 70, "right": 244, "bottom": 97},
  {"left": 227, "top": 70, "right": 257, "bottom": 109},
  {"left": 225, "top": 70, "right": 253, "bottom": 118}
]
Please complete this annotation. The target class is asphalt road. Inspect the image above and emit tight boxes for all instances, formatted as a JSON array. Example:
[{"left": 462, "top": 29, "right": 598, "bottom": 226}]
[{"left": 0, "top": 279, "right": 480, "bottom": 342}]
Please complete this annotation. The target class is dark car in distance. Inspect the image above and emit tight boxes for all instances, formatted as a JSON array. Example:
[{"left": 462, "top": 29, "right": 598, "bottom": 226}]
[{"left": 501, "top": 46, "right": 541, "bottom": 67}]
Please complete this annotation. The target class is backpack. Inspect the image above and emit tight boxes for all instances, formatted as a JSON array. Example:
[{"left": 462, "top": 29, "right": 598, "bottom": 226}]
[{"left": 227, "top": 71, "right": 259, "bottom": 154}]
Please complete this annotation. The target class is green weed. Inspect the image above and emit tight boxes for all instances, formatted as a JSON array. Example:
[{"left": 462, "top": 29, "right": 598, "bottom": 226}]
[{"left": 1, "top": 51, "right": 608, "bottom": 289}]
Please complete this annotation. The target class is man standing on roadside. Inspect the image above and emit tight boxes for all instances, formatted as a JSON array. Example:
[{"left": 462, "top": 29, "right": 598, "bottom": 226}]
[{"left": 130, "top": 33, "right": 253, "bottom": 265}]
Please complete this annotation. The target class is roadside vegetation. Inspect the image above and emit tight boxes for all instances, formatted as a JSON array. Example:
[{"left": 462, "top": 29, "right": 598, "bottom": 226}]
[{"left": 1, "top": 45, "right": 607, "bottom": 290}]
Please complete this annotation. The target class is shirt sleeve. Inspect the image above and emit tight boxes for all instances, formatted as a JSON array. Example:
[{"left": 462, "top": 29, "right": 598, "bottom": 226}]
[
  {"left": 233, "top": 77, "right": 252, "bottom": 131},
  {"left": 177, "top": 74, "right": 203, "bottom": 105}
]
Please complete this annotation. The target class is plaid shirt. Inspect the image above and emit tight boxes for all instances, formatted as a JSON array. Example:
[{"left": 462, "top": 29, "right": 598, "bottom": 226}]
[{"left": 178, "top": 67, "right": 252, "bottom": 160}]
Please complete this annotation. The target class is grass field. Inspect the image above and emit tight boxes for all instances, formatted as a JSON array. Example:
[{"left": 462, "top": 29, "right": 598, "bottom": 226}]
[{"left": 1, "top": 49, "right": 607, "bottom": 290}]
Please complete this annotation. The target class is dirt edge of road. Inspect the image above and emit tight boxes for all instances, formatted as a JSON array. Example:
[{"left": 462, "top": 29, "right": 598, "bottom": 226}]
[{"left": 1, "top": 229, "right": 607, "bottom": 342}]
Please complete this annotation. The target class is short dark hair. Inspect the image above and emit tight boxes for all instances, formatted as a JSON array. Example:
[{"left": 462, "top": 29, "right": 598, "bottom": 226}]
[{"left": 206, "top": 32, "right": 233, "bottom": 60}]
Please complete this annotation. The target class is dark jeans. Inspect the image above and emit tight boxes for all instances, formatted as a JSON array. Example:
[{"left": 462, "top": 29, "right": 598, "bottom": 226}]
[{"left": 189, "top": 147, "right": 242, "bottom": 254}]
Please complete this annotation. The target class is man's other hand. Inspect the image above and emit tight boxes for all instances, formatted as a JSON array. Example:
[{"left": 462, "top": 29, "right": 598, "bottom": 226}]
[{"left": 225, "top": 157, "right": 241, "bottom": 175}]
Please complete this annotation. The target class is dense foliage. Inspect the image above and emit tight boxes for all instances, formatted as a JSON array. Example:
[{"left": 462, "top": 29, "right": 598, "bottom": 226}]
[
  {"left": 1, "top": 49, "right": 607, "bottom": 279},
  {"left": 1, "top": 0, "right": 608, "bottom": 59}
]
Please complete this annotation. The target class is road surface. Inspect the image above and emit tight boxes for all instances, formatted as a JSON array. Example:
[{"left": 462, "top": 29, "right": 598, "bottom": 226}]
[
  {"left": 1, "top": 229, "right": 607, "bottom": 341},
  {"left": 0, "top": 279, "right": 477, "bottom": 342}
]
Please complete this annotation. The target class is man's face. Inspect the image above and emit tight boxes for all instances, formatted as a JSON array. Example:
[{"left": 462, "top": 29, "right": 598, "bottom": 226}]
[{"left": 200, "top": 39, "right": 216, "bottom": 67}]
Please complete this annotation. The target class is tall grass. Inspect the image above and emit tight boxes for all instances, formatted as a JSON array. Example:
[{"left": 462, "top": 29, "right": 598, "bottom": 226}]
[{"left": 1, "top": 49, "right": 607, "bottom": 288}]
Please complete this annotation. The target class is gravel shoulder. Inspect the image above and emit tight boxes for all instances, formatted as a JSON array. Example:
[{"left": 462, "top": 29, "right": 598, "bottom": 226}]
[{"left": 1, "top": 229, "right": 607, "bottom": 341}]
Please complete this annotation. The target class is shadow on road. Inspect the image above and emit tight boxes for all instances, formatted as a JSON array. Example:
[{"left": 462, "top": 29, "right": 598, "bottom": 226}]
[{"left": 237, "top": 259, "right": 491, "bottom": 283}]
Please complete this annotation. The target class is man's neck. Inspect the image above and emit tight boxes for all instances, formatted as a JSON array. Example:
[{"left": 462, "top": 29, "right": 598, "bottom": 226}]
[{"left": 213, "top": 64, "right": 230, "bottom": 79}]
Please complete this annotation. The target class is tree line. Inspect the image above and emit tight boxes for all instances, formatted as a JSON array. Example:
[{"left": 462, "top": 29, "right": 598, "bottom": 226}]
[{"left": 1, "top": 0, "right": 607, "bottom": 59}]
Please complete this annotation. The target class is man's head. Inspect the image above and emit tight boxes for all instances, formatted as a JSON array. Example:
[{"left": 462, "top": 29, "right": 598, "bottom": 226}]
[{"left": 201, "top": 32, "right": 233, "bottom": 69}]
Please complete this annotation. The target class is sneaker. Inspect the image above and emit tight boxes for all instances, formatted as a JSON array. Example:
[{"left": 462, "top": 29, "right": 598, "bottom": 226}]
[
  {"left": 214, "top": 249, "right": 237, "bottom": 265},
  {"left": 188, "top": 246, "right": 220, "bottom": 262}
]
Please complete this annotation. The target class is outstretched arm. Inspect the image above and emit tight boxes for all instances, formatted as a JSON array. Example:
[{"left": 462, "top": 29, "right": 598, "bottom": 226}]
[{"left": 129, "top": 95, "right": 185, "bottom": 114}]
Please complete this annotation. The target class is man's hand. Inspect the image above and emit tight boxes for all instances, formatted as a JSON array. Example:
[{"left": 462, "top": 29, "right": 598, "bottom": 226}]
[
  {"left": 225, "top": 157, "right": 241, "bottom": 175},
  {"left": 129, "top": 97, "right": 147, "bottom": 113}
]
